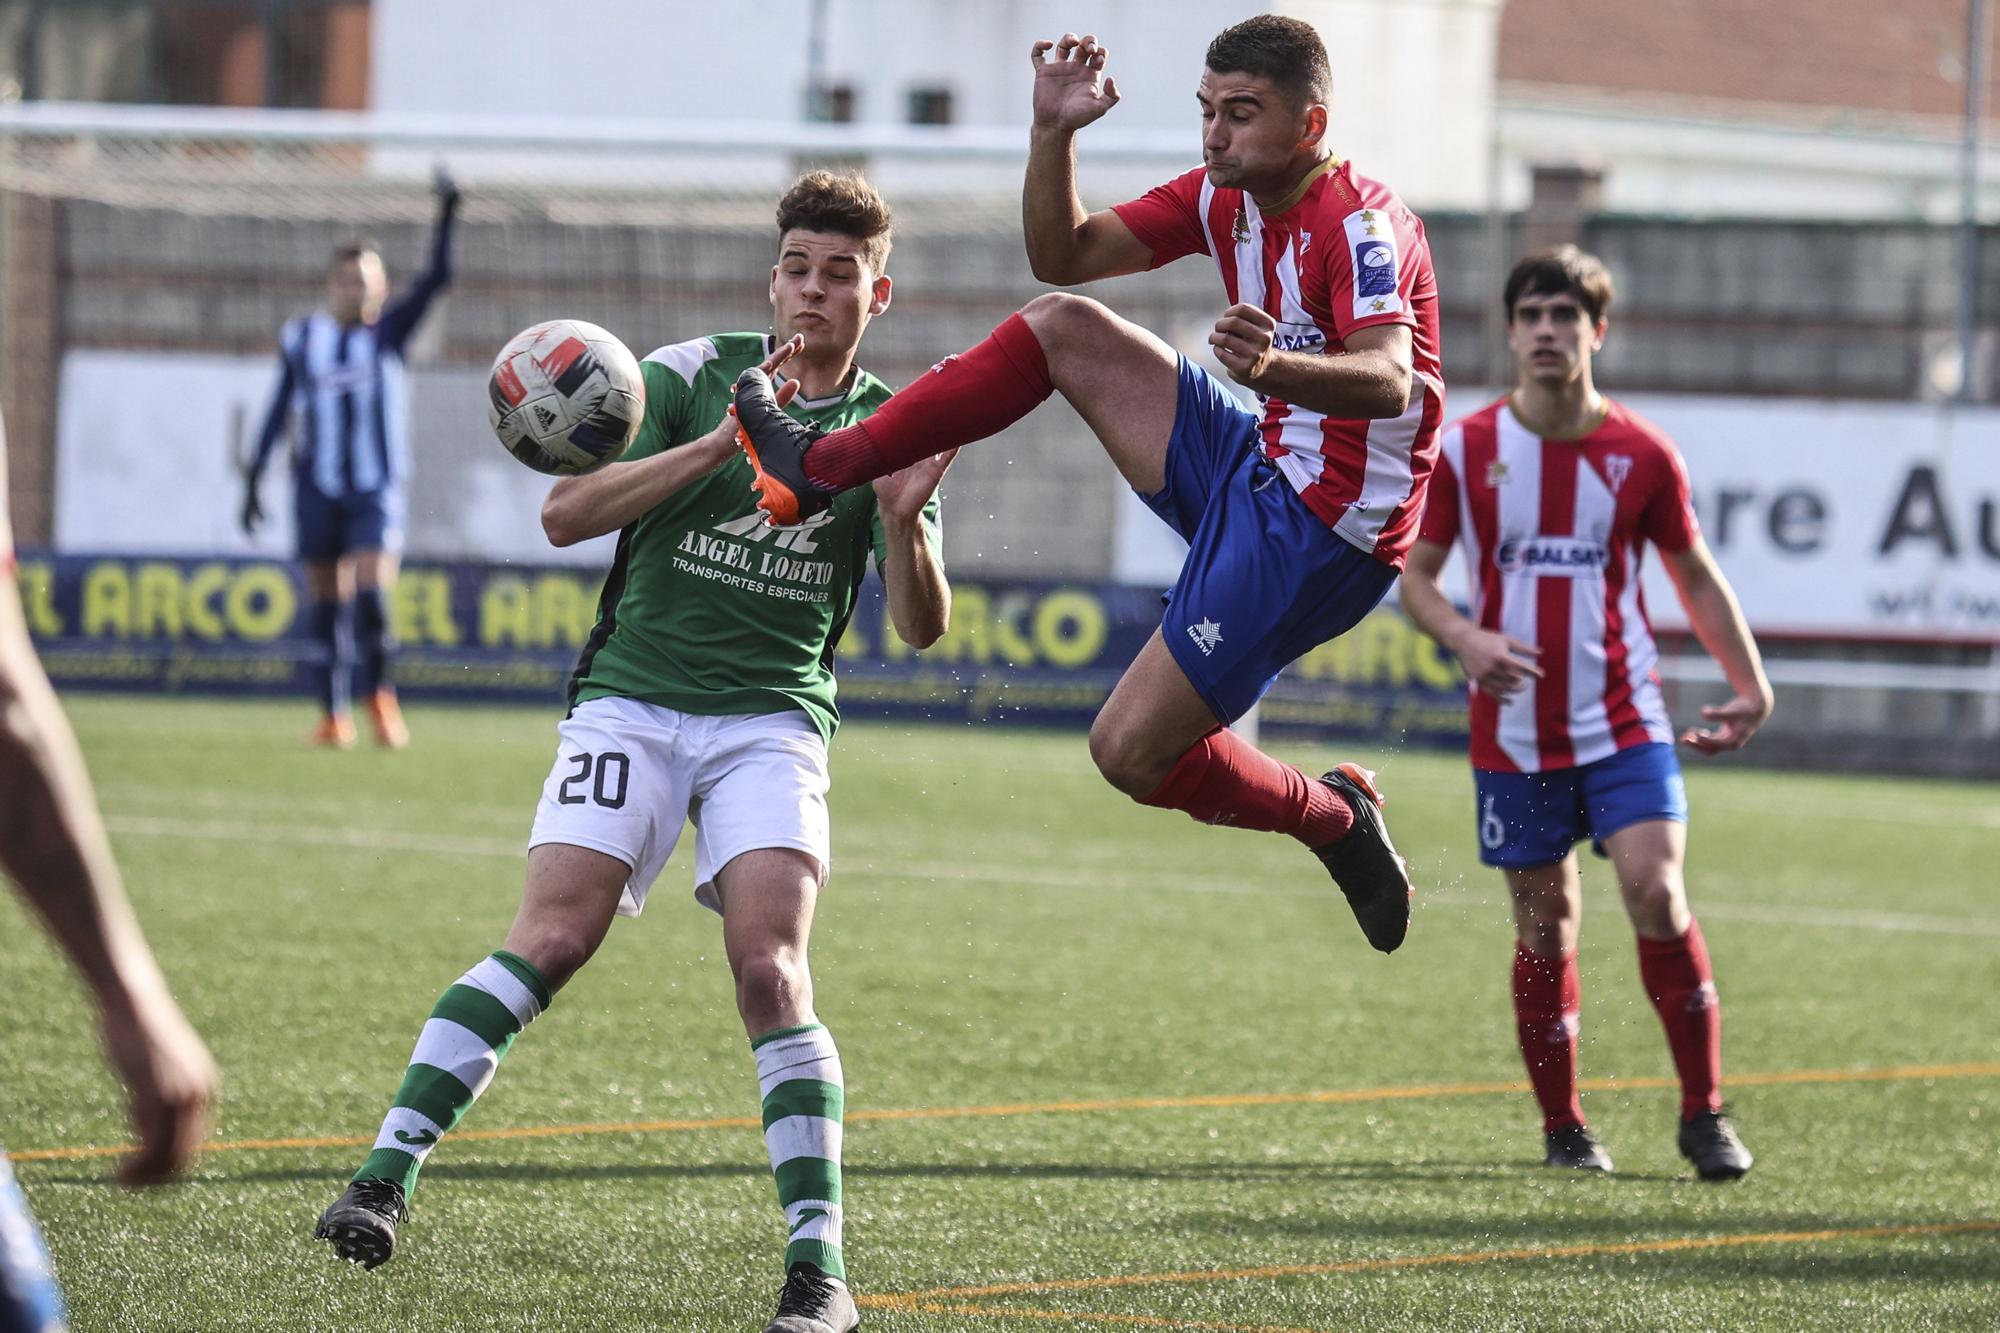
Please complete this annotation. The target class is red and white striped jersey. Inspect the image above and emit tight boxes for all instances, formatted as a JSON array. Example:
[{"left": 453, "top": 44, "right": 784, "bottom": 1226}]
[
  {"left": 1112, "top": 159, "right": 1445, "bottom": 569},
  {"left": 1420, "top": 396, "right": 1700, "bottom": 772}
]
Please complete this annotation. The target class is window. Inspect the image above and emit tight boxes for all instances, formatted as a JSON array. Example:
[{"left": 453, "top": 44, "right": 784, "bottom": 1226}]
[
  {"left": 907, "top": 85, "right": 953, "bottom": 126},
  {"left": 2, "top": 0, "right": 369, "bottom": 107},
  {"left": 806, "top": 81, "right": 856, "bottom": 124}
]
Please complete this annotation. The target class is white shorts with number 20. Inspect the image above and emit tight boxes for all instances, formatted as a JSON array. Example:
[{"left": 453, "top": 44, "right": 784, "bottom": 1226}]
[{"left": 528, "top": 696, "right": 831, "bottom": 917}]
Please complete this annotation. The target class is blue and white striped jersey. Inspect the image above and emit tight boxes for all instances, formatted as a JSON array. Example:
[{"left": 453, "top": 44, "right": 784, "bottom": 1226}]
[{"left": 250, "top": 210, "right": 456, "bottom": 498}]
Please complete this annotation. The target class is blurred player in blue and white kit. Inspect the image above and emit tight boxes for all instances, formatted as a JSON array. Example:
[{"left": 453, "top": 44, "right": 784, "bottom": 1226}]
[
  {"left": 1, "top": 409, "right": 218, "bottom": 1331},
  {"left": 241, "top": 170, "right": 460, "bottom": 749}
]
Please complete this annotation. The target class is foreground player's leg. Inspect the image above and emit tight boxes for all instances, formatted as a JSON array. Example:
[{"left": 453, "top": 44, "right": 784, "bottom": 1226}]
[
  {"left": 316, "top": 844, "right": 625, "bottom": 1268},
  {"left": 1097, "top": 633, "right": 1410, "bottom": 952},
  {"left": 1507, "top": 858, "right": 1610, "bottom": 1171},
  {"left": 1604, "top": 820, "right": 1751, "bottom": 1180},
  {"left": 736, "top": 293, "right": 1177, "bottom": 523},
  {"left": 717, "top": 850, "right": 858, "bottom": 1333}
]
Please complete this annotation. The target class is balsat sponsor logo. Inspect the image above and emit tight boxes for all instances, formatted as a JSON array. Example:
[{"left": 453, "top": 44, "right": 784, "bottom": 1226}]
[
  {"left": 1274, "top": 322, "right": 1326, "bottom": 353},
  {"left": 1495, "top": 536, "right": 1610, "bottom": 576}
]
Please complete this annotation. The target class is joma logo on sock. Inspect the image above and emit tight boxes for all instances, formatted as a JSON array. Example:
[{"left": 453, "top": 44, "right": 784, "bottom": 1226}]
[{"left": 394, "top": 1128, "right": 439, "bottom": 1147}]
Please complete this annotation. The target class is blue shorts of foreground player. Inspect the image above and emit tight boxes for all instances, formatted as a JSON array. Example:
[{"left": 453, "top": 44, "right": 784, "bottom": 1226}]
[
  {"left": 293, "top": 480, "right": 403, "bottom": 564},
  {"left": 0, "top": 1152, "right": 65, "bottom": 1333},
  {"left": 1472, "top": 741, "right": 1688, "bottom": 870},
  {"left": 1137, "top": 357, "right": 1397, "bottom": 724}
]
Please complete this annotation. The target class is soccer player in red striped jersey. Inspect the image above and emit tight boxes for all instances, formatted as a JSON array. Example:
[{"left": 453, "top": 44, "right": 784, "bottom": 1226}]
[
  {"left": 734, "top": 16, "right": 1442, "bottom": 952},
  {"left": 1400, "top": 247, "right": 1773, "bottom": 1179}
]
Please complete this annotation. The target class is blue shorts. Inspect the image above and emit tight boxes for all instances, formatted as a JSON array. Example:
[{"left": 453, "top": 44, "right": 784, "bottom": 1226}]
[
  {"left": 1139, "top": 358, "right": 1397, "bottom": 723},
  {"left": 1472, "top": 742, "right": 1688, "bottom": 869},
  {"left": 0, "top": 1153, "right": 63, "bottom": 1333},
  {"left": 294, "top": 480, "right": 402, "bottom": 563}
]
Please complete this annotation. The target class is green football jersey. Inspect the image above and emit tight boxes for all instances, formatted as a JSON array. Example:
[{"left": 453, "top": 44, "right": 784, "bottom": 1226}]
[{"left": 568, "top": 332, "right": 939, "bottom": 741}]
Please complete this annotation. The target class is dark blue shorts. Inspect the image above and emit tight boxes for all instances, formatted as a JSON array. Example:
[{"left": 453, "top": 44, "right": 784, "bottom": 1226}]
[
  {"left": 1472, "top": 742, "right": 1688, "bottom": 869},
  {"left": 1138, "top": 357, "right": 1397, "bottom": 723},
  {"left": 294, "top": 480, "right": 402, "bottom": 563}
]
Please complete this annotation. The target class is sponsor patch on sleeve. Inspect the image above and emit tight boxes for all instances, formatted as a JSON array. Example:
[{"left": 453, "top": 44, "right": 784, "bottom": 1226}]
[{"left": 1341, "top": 208, "right": 1403, "bottom": 321}]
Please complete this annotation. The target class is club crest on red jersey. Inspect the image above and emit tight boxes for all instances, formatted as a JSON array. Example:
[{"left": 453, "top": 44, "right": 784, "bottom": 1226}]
[{"left": 1603, "top": 454, "right": 1634, "bottom": 493}]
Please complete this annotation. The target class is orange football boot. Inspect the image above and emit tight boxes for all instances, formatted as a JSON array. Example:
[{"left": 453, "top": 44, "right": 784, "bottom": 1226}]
[
  {"left": 732, "top": 369, "right": 834, "bottom": 527},
  {"left": 310, "top": 714, "right": 357, "bottom": 750},
  {"left": 367, "top": 688, "right": 410, "bottom": 750}
]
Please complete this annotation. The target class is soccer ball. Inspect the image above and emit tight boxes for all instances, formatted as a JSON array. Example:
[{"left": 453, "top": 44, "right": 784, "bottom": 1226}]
[{"left": 487, "top": 319, "right": 645, "bottom": 475}]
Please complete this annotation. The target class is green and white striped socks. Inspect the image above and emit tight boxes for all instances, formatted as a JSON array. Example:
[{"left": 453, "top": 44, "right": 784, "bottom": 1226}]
[
  {"left": 754, "top": 1022, "right": 846, "bottom": 1280},
  {"left": 353, "top": 950, "right": 551, "bottom": 1193}
]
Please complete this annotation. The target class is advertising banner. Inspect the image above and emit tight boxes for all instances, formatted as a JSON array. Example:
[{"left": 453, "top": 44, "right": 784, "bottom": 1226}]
[
  {"left": 1631, "top": 395, "right": 2000, "bottom": 641},
  {"left": 15, "top": 552, "right": 1471, "bottom": 748}
]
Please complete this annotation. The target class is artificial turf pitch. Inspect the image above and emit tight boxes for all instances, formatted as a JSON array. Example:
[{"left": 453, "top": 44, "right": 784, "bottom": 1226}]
[{"left": 4, "top": 696, "right": 1996, "bottom": 1331}]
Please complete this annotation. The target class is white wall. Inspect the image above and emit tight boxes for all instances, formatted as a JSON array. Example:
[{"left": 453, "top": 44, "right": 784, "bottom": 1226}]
[
  {"left": 1499, "top": 92, "right": 2000, "bottom": 222},
  {"left": 370, "top": 0, "right": 1501, "bottom": 209}
]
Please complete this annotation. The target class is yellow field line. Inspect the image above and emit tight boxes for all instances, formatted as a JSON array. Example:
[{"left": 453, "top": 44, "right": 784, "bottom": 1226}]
[
  {"left": 862, "top": 1220, "right": 2000, "bottom": 1312},
  {"left": 11, "top": 1060, "right": 1998, "bottom": 1166},
  {"left": 879, "top": 1304, "right": 1326, "bottom": 1332}
]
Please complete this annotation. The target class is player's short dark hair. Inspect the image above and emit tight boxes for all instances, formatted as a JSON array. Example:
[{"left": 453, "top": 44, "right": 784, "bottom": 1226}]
[
  {"left": 328, "top": 238, "right": 380, "bottom": 271},
  {"left": 1204, "top": 15, "right": 1331, "bottom": 108},
  {"left": 776, "top": 170, "right": 893, "bottom": 274},
  {"left": 1505, "top": 246, "right": 1616, "bottom": 323}
]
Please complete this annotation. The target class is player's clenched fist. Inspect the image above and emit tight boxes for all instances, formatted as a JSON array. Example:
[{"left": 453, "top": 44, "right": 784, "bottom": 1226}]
[
  {"left": 1030, "top": 32, "right": 1120, "bottom": 131},
  {"left": 1210, "top": 303, "right": 1277, "bottom": 386}
]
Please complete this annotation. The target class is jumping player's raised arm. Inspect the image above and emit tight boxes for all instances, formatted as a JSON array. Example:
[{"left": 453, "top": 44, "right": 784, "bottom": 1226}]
[{"left": 1023, "top": 34, "right": 1156, "bottom": 286}]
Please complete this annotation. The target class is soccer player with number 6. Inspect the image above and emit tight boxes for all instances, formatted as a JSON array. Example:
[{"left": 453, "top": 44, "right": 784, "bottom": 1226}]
[
  {"left": 314, "top": 171, "right": 950, "bottom": 1333},
  {"left": 1400, "top": 247, "right": 1772, "bottom": 1180}
]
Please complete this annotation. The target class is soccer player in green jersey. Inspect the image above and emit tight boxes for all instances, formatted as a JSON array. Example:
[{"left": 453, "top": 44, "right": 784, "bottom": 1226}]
[{"left": 314, "top": 172, "right": 950, "bottom": 1333}]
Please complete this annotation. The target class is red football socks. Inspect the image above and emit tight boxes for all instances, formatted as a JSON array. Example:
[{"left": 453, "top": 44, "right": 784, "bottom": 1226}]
[
  {"left": 1513, "top": 943, "right": 1585, "bottom": 1133},
  {"left": 804, "top": 312, "right": 1055, "bottom": 490},
  {"left": 1137, "top": 727, "right": 1354, "bottom": 846},
  {"left": 1637, "top": 918, "right": 1724, "bottom": 1119}
]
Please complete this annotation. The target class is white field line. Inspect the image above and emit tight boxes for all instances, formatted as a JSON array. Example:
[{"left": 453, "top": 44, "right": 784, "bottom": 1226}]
[{"left": 103, "top": 815, "right": 2000, "bottom": 937}]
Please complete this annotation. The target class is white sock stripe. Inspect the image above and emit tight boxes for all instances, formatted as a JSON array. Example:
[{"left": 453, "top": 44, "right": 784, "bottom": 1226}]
[
  {"left": 410, "top": 1018, "right": 502, "bottom": 1100},
  {"left": 371, "top": 1107, "right": 447, "bottom": 1161},
  {"left": 754, "top": 1030, "right": 842, "bottom": 1099},
  {"left": 764, "top": 1115, "right": 844, "bottom": 1167},
  {"left": 464, "top": 957, "right": 542, "bottom": 1025}
]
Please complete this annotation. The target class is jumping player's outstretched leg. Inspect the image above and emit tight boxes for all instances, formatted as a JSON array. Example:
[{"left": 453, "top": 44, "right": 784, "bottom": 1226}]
[
  {"left": 1096, "top": 632, "right": 1411, "bottom": 953},
  {"left": 313, "top": 844, "right": 622, "bottom": 1268},
  {"left": 734, "top": 293, "right": 1179, "bottom": 522}
]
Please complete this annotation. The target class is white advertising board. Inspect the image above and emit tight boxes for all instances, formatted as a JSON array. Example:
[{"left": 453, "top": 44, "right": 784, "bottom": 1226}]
[
  {"left": 1116, "top": 389, "right": 2000, "bottom": 643},
  {"left": 54, "top": 350, "right": 614, "bottom": 568},
  {"left": 1626, "top": 395, "right": 2000, "bottom": 642}
]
